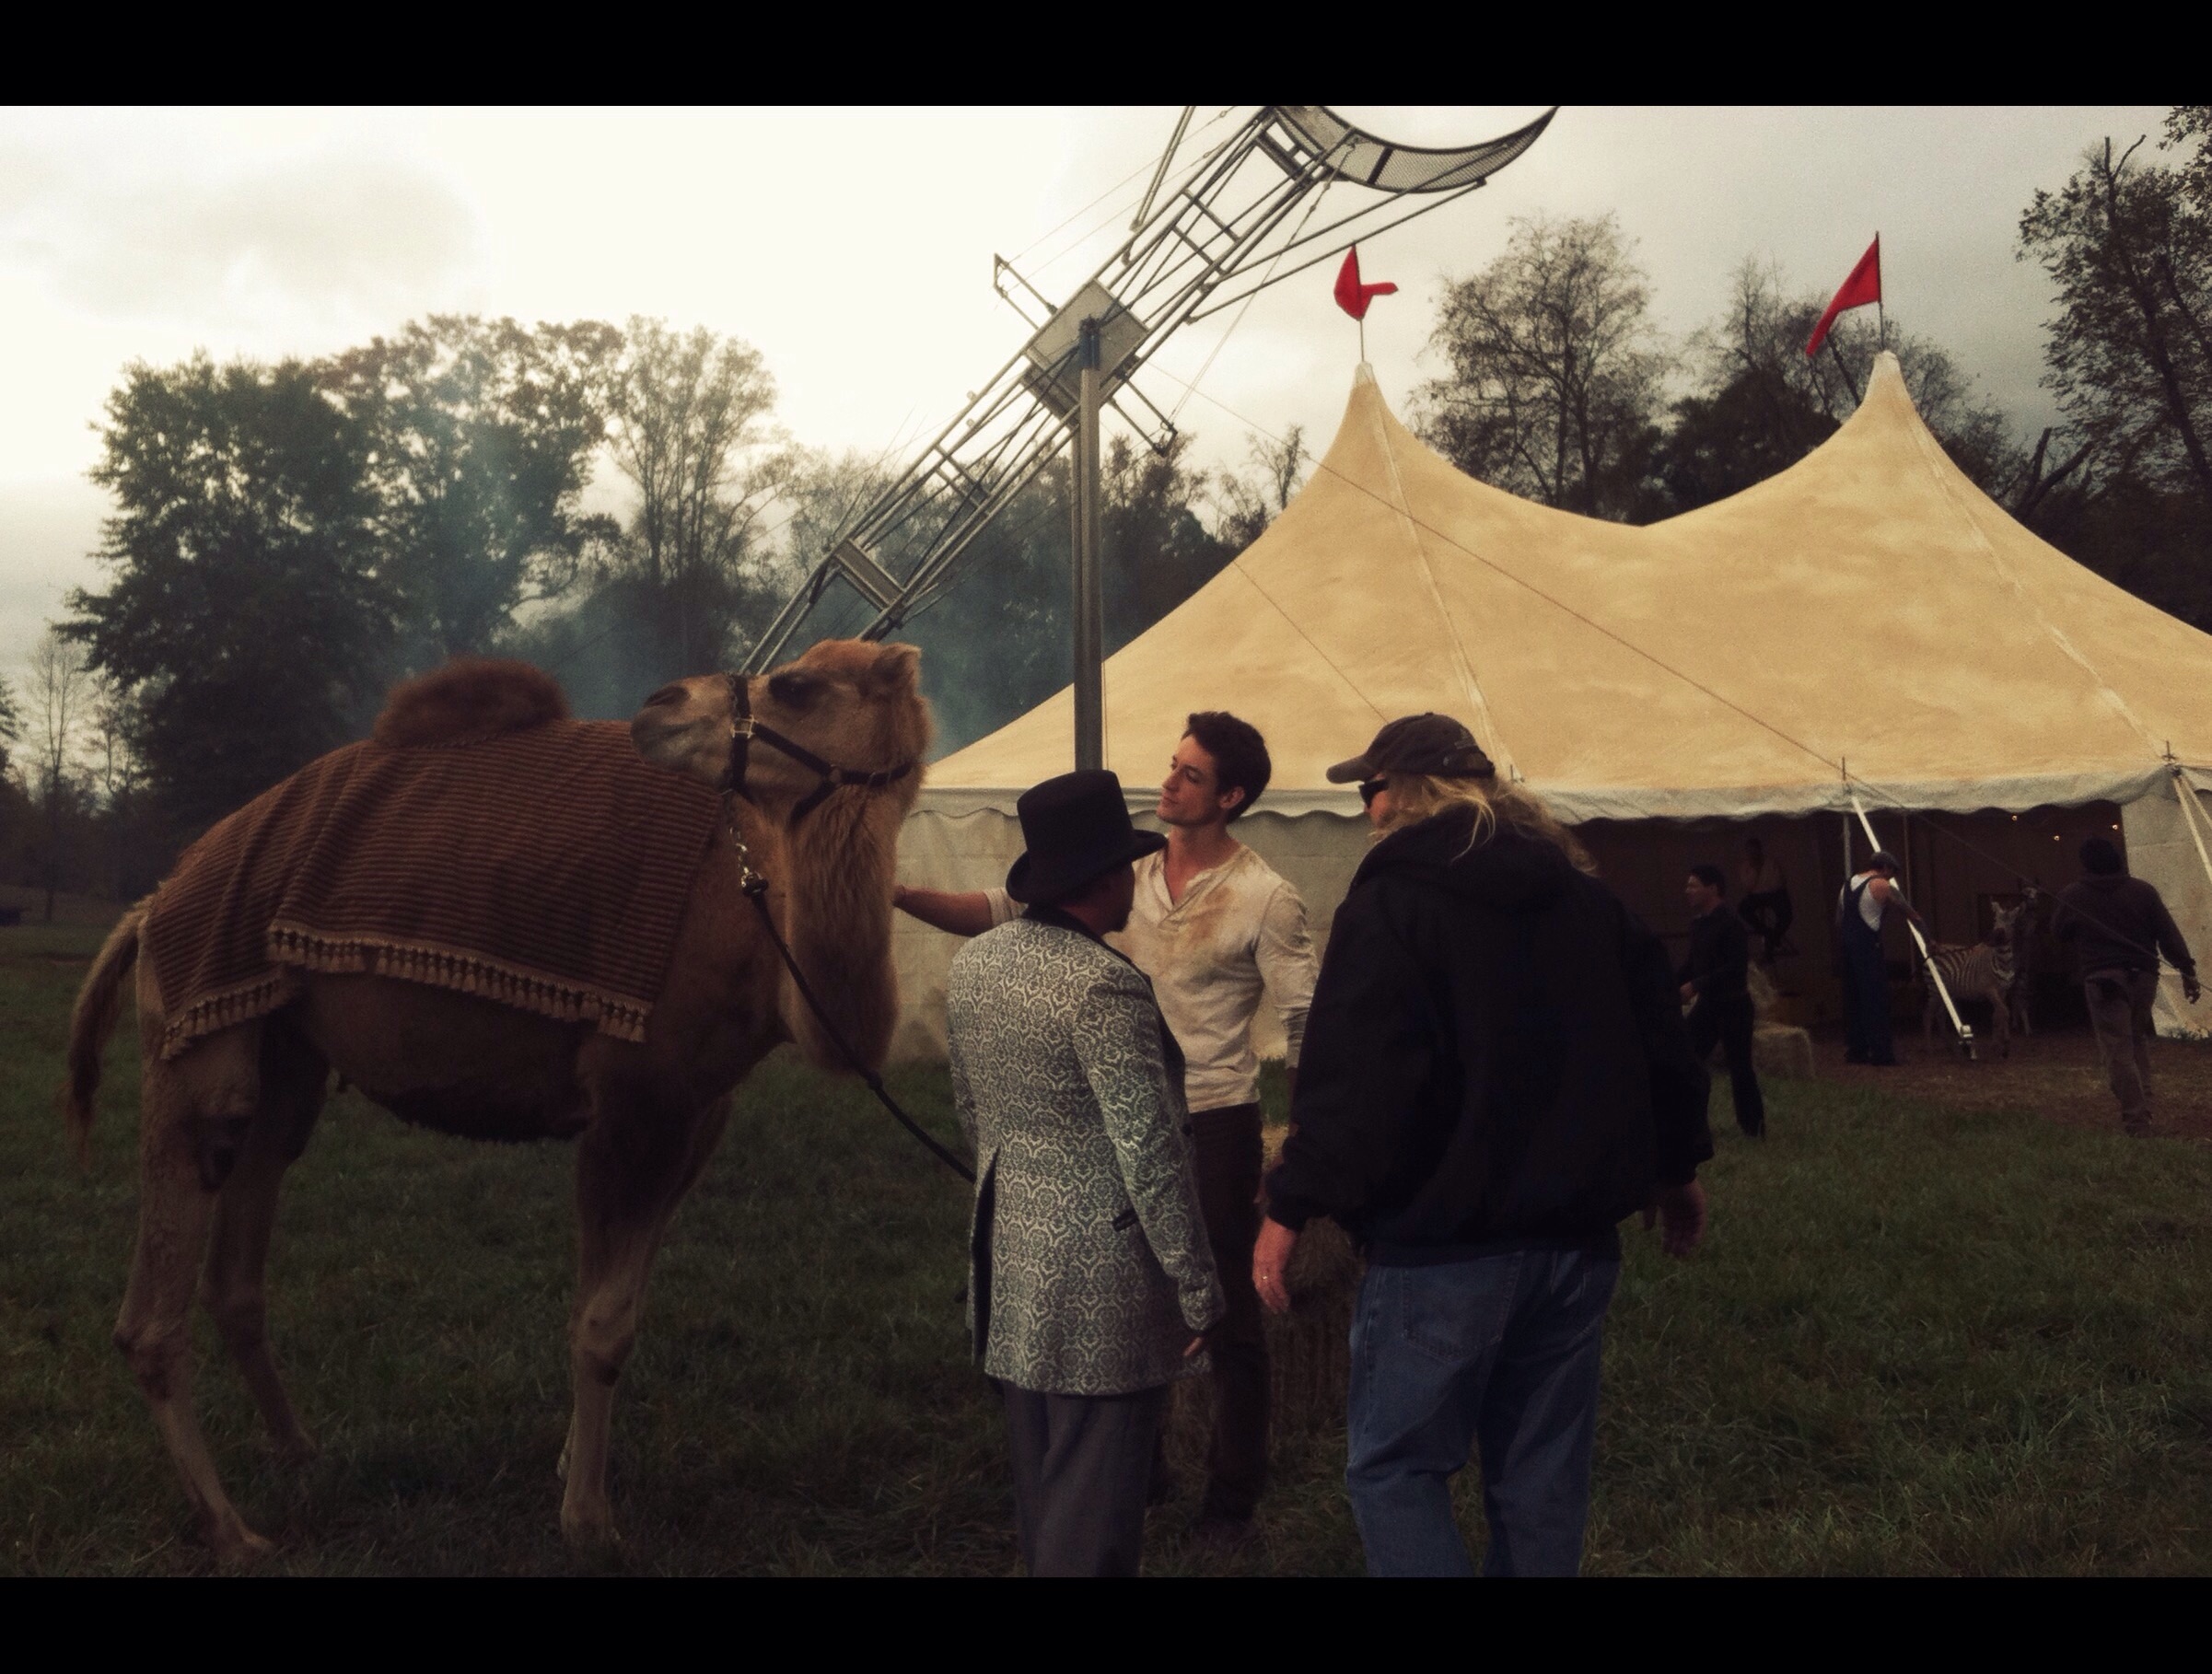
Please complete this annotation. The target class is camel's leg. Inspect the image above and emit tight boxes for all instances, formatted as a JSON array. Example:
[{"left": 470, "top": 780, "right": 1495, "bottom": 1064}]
[
  {"left": 113, "top": 1022, "right": 273, "bottom": 1563},
  {"left": 202, "top": 1021, "right": 328, "bottom": 1462},
  {"left": 559, "top": 1089, "right": 734, "bottom": 1546}
]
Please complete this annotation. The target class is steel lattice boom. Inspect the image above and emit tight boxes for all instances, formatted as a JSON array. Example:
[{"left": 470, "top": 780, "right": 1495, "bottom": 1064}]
[{"left": 747, "top": 105, "right": 1555, "bottom": 669}]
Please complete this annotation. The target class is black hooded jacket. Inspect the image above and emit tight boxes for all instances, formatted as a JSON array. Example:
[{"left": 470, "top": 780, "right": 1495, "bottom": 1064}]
[{"left": 1264, "top": 808, "right": 1712, "bottom": 1261}]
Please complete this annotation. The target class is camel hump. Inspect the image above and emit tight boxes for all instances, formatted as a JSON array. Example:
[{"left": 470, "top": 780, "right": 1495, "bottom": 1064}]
[{"left": 374, "top": 659, "right": 571, "bottom": 748}]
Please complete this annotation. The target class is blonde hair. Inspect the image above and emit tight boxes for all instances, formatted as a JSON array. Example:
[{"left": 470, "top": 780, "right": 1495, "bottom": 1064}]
[{"left": 1373, "top": 773, "right": 1597, "bottom": 876}]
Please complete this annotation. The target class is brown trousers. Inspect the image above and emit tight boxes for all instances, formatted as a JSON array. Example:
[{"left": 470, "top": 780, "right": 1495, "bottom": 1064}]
[
  {"left": 1189, "top": 1101, "right": 1269, "bottom": 1520},
  {"left": 2085, "top": 969, "right": 2160, "bottom": 1133}
]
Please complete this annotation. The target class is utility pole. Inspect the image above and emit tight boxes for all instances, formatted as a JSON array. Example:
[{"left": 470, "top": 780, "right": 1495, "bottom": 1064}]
[{"left": 1073, "top": 316, "right": 1104, "bottom": 771}]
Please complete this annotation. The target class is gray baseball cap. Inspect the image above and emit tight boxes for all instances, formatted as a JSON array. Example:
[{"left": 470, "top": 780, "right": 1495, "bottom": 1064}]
[{"left": 1326, "top": 714, "right": 1496, "bottom": 784}]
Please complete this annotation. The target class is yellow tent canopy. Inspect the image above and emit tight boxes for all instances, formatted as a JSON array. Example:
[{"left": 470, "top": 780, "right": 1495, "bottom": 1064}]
[{"left": 931, "top": 353, "right": 2212, "bottom": 818}]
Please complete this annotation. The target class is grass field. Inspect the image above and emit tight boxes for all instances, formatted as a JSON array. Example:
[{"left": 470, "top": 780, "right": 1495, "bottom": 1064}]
[{"left": 7, "top": 917, "right": 2212, "bottom": 1575}]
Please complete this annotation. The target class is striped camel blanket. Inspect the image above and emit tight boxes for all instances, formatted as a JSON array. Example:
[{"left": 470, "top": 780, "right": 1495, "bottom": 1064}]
[{"left": 144, "top": 716, "right": 723, "bottom": 1061}]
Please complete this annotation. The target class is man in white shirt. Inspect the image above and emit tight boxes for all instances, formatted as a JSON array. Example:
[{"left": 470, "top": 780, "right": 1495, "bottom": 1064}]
[{"left": 897, "top": 712, "right": 1319, "bottom": 1540}]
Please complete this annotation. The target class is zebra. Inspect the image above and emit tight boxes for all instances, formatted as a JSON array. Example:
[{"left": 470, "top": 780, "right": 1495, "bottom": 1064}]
[{"left": 1921, "top": 892, "right": 2038, "bottom": 1057}]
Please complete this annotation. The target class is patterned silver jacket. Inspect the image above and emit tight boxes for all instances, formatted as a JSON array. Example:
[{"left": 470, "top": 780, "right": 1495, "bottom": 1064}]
[{"left": 948, "top": 910, "right": 1225, "bottom": 1394}]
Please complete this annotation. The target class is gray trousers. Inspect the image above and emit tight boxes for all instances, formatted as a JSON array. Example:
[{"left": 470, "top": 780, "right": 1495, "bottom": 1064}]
[
  {"left": 1000, "top": 1381, "right": 1168, "bottom": 1576},
  {"left": 2086, "top": 969, "right": 2160, "bottom": 1132}
]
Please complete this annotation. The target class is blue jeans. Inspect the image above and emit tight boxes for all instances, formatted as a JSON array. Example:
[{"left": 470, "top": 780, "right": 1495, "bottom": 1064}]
[{"left": 1345, "top": 1248, "right": 1620, "bottom": 1576}]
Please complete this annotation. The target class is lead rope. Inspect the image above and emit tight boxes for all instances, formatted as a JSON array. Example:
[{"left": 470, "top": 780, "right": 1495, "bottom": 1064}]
[{"left": 722, "top": 796, "right": 975, "bottom": 1183}]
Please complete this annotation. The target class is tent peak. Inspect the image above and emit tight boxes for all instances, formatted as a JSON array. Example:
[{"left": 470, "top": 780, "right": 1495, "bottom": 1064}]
[{"left": 1354, "top": 361, "right": 1377, "bottom": 388}]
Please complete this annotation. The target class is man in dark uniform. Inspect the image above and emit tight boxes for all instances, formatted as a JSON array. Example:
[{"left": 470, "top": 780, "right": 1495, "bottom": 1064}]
[{"left": 1680, "top": 864, "right": 1765, "bottom": 1138}]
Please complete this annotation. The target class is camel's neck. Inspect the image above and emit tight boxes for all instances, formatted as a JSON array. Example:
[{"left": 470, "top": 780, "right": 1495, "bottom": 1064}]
[{"left": 775, "top": 790, "right": 903, "bottom": 1072}]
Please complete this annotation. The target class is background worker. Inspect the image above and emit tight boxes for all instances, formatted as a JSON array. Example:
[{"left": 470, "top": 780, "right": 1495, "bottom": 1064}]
[
  {"left": 1681, "top": 864, "right": 1766, "bottom": 1138},
  {"left": 1253, "top": 715, "right": 1711, "bottom": 1577},
  {"left": 1836, "top": 851, "right": 1922, "bottom": 1066},
  {"left": 2055, "top": 835, "right": 2201, "bottom": 1136},
  {"left": 1738, "top": 835, "right": 1794, "bottom": 964},
  {"left": 898, "top": 712, "right": 1318, "bottom": 1541},
  {"left": 946, "top": 769, "right": 1223, "bottom": 1576}
]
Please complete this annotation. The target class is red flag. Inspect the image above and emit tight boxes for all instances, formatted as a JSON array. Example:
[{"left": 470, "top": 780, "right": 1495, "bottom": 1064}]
[
  {"left": 1333, "top": 245, "right": 1398, "bottom": 320},
  {"left": 1804, "top": 237, "right": 1881, "bottom": 358}
]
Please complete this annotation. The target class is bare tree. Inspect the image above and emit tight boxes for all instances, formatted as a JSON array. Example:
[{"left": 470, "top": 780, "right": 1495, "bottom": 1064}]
[
  {"left": 1214, "top": 424, "right": 1309, "bottom": 549},
  {"left": 2020, "top": 134, "right": 2212, "bottom": 508},
  {"left": 25, "top": 628, "right": 89, "bottom": 921},
  {"left": 0, "top": 671, "right": 20, "bottom": 782},
  {"left": 1415, "top": 214, "right": 1672, "bottom": 520},
  {"left": 87, "top": 674, "right": 145, "bottom": 899},
  {"left": 1658, "top": 257, "right": 2043, "bottom": 517}
]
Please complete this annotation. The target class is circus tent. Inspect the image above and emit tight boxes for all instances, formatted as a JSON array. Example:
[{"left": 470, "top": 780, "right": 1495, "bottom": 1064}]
[{"left": 888, "top": 355, "right": 2212, "bottom": 1057}]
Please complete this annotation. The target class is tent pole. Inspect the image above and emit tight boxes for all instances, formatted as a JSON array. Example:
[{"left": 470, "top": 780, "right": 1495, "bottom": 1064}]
[
  {"left": 1853, "top": 793, "right": 1973, "bottom": 1057},
  {"left": 2167, "top": 764, "right": 2212, "bottom": 897}
]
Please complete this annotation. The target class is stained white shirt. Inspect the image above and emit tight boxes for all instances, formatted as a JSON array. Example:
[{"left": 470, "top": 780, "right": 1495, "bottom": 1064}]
[{"left": 984, "top": 846, "right": 1319, "bottom": 1110}]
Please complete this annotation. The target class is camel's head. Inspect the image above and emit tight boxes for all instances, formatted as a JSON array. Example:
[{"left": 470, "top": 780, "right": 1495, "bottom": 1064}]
[{"left": 631, "top": 639, "right": 932, "bottom": 817}]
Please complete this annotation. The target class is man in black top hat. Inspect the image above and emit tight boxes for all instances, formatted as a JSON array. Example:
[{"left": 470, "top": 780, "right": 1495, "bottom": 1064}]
[{"left": 946, "top": 769, "right": 1224, "bottom": 1576}]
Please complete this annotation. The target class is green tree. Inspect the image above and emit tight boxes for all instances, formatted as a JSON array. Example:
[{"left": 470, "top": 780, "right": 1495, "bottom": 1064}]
[
  {"left": 1651, "top": 258, "right": 2031, "bottom": 517},
  {"left": 66, "top": 354, "right": 391, "bottom": 837},
  {"left": 605, "top": 318, "right": 786, "bottom": 677},
  {"left": 896, "top": 469, "right": 1073, "bottom": 753},
  {"left": 884, "top": 425, "right": 1240, "bottom": 755},
  {"left": 1103, "top": 430, "right": 1232, "bottom": 645},
  {"left": 1415, "top": 214, "right": 1672, "bottom": 520},
  {"left": 320, "top": 315, "right": 623, "bottom": 663},
  {"left": 507, "top": 320, "right": 789, "bottom": 717}
]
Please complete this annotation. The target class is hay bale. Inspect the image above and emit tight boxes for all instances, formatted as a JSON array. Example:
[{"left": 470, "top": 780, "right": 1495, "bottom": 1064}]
[
  {"left": 1167, "top": 1212, "right": 1364, "bottom": 1471},
  {"left": 1754, "top": 1022, "right": 1815, "bottom": 1079}
]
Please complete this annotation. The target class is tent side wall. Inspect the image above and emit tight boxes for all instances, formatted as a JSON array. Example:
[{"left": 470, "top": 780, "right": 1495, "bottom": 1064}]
[
  {"left": 890, "top": 790, "right": 2209, "bottom": 1063},
  {"left": 2124, "top": 776, "right": 2212, "bottom": 1040}
]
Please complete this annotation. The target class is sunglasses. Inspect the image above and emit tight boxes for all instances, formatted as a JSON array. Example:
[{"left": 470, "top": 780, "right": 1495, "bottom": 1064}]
[{"left": 1358, "top": 779, "right": 1387, "bottom": 808}]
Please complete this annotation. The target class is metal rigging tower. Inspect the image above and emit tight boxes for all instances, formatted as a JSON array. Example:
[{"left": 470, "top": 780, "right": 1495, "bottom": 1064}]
[{"left": 747, "top": 105, "right": 1556, "bottom": 673}]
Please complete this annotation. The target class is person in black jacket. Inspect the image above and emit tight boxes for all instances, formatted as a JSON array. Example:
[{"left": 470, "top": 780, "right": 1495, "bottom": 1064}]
[
  {"left": 2055, "top": 835, "right": 2201, "bottom": 1135},
  {"left": 1253, "top": 714, "right": 1711, "bottom": 1578},
  {"left": 1680, "top": 864, "right": 1765, "bottom": 1138}
]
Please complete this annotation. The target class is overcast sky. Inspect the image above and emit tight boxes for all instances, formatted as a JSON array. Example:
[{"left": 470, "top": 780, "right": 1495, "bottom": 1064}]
[{"left": 0, "top": 105, "right": 2173, "bottom": 682}]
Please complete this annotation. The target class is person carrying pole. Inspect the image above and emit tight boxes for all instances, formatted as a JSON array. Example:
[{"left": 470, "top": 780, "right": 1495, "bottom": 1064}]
[
  {"left": 1836, "top": 850, "right": 1921, "bottom": 1066},
  {"left": 2054, "top": 835, "right": 2201, "bottom": 1136}
]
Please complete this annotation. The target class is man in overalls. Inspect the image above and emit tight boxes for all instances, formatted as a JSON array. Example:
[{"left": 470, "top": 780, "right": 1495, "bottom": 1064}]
[{"left": 1837, "top": 851, "right": 1922, "bottom": 1066}]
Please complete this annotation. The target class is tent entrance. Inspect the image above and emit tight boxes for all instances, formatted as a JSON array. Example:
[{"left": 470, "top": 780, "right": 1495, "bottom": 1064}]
[{"left": 1577, "top": 802, "right": 2127, "bottom": 1038}]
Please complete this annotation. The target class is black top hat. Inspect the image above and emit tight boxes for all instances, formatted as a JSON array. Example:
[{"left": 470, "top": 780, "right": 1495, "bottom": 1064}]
[
  {"left": 1006, "top": 770, "right": 1167, "bottom": 904},
  {"left": 1326, "top": 714, "right": 1496, "bottom": 785}
]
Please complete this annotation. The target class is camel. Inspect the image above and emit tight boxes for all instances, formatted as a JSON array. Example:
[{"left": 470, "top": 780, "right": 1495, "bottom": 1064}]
[{"left": 63, "top": 638, "right": 930, "bottom": 1561}]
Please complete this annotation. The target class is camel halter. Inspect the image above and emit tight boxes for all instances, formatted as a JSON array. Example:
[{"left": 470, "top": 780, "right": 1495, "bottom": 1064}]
[
  {"left": 721, "top": 672, "right": 915, "bottom": 822},
  {"left": 713, "top": 674, "right": 969, "bottom": 1184}
]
